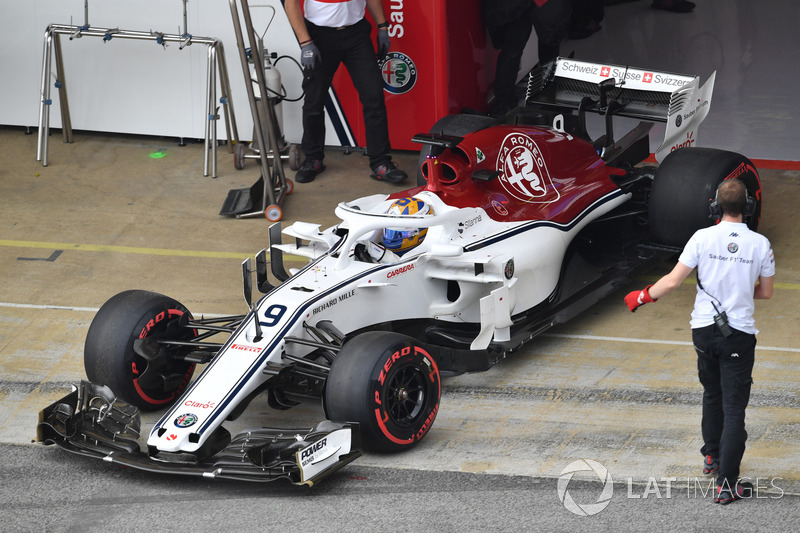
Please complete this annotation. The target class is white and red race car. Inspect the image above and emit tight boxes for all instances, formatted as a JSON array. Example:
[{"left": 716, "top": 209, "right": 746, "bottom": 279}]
[{"left": 38, "top": 59, "right": 762, "bottom": 485}]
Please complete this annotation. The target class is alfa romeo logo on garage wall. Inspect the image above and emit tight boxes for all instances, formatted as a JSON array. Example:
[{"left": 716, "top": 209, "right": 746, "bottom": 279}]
[
  {"left": 496, "top": 133, "right": 559, "bottom": 203},
  {"left": 380, "top": 52, "right": 417, "bottom": 94}
]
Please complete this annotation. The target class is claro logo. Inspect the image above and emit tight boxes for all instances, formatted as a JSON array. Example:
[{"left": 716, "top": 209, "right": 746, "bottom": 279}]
[
  {"left": 184, "top": 400, "right": 216, "bottom": 409},
  {"left": 670, "top": 131, "right": 696, "bottom": 152},
  {"left": 387, "top": 264, "right": 415, "bottom": 279}
]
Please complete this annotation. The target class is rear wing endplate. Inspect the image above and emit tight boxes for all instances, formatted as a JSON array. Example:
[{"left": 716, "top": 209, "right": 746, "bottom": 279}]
[{"left": 525, "top": 58, "right": 716, "bottom": 162}]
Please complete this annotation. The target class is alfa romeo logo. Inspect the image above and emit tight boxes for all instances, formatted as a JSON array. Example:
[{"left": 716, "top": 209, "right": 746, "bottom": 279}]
[
  {"left": 504, "top": 259, "right": 515, "bottom": 279},
  {"left": 174, "top": 413, "right": 198, "bottom": 428},
  {"left": 496, "top": 133, "right": 558, "bottom": 203},
  {"left": 380, "top": 52, "right": 417, "bottom": 95}
]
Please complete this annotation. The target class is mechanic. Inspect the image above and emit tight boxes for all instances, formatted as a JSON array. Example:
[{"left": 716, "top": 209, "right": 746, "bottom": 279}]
[
  {"left": 624, "top": 178, "right": 774, "bottom": 505},
  {"left": 283, "top": 0, "right": 408, "bottom": 185},
  {"left": 483, "top": 0, "right": 571, "bottom": 117}
]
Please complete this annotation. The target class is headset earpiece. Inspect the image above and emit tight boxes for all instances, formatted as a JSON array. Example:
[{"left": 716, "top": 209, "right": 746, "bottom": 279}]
[
  {"left": 708, "top": 187, "right": 722, "bottom": 220},
  {"left": 743, "top": 191, "right": 754, "bottom": 218}
]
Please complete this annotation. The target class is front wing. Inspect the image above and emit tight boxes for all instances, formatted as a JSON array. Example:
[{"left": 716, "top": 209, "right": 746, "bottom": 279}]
[{"left": 36, "top": 381, "right": 361, "bottom": 486}]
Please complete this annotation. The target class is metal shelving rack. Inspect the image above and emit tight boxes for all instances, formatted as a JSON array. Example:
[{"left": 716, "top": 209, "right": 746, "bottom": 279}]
[{"left": 36, "top": 0, "right": 239, "bottom": 178}]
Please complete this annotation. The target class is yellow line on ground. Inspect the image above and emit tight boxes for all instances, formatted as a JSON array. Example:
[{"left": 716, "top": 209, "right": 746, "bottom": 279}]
[{"left": 1, "top": 239, "right": 250, "bottom": 260}]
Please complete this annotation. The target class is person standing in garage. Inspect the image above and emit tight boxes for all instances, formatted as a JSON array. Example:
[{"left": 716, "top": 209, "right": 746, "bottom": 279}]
[
  {"left": 483, "top": 0, "right": 571, "bottom": 117},
  {"left": 624, "top": 178, "right": 774, "bottom": 505},
  {"left": 284, "top": 0, "right": 408, "bottom": 185}
]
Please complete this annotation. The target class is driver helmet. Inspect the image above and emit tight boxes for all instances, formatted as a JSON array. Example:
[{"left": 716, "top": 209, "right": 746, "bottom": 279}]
[{"left": 382, "top": 197, "right": 434, "bottom": 254}]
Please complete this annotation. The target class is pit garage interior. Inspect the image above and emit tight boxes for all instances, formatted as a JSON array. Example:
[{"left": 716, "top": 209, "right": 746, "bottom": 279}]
[{"left": 1, "top": 0, "right": 799, "bottom": 505}]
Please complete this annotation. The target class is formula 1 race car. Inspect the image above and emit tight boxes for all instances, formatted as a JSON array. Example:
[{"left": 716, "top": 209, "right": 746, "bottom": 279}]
[{"left": 37, "top": 58, "right": 763, "bottom": 486}]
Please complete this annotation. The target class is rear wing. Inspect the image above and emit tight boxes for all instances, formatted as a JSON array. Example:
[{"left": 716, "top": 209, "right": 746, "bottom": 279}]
[{"left": 525, "top": 58, "right": 716, "bottom": 162}]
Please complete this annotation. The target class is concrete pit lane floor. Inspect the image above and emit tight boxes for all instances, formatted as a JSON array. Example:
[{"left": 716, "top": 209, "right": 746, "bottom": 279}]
[{"left": 0, "top": 126, "right": 798, "bottom": 527}]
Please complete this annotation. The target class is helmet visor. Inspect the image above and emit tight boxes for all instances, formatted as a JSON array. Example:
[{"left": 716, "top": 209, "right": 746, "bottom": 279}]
[{"left": 382, "top": 228, "right": 411, "bottom": 250}]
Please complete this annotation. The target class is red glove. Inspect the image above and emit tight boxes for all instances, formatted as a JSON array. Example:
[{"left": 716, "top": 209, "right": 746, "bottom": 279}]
[{"left": 624, "top": 285, "right": 657, "bottom": 312}]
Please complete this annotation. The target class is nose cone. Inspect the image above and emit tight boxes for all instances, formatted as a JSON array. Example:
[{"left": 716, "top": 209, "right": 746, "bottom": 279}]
[{"left": 149, "top": 411, "right": 205, "bottom": 453}]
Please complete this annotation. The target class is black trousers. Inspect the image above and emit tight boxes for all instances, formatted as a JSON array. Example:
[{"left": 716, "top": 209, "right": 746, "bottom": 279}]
[
  {"left": 692, "top": 324, "right": 756, "bottom": 488},
  {"left": 302, "top": 18, "right": 391, "bottom": 168},
  {"left": 492, "top": 18, "right": 534, "bottom": 109},
  {"left": 489, "top": 0, "right": 571, "bottom": 110}
]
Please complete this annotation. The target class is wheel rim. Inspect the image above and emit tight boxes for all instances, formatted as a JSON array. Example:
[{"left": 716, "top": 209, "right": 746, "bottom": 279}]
[
  {"left": 385, "top": 364, "right": 427, "bottom": 425},
  {"left": 266, "top": 205, "right": 282, "bottom": 221},
  {"left": 130, "top": 308, "right": 195, "bottom": 404}
]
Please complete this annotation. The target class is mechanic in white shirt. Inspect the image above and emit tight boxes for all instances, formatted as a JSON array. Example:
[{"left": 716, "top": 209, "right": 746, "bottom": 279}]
[
  {"left": 283, "top": 0, "right": 407, "bottom": 184},
  {"left": 624, "top": 178, "right": 775, "bottom": 505}
]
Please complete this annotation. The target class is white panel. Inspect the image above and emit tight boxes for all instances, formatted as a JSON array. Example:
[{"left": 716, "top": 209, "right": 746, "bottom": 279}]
[{"left": 0, "top": 0, "right": 305, "bottom": 143}]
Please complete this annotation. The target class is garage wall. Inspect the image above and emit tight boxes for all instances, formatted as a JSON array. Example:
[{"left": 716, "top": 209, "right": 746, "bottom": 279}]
[{"left": 0, "top": 0, "right": 305, "bottom": 143}]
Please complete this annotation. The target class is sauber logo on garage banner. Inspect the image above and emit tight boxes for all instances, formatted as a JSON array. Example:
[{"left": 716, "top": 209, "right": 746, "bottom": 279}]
[{"left": 496, "top": 133, "right": 559, "bottom": 203}]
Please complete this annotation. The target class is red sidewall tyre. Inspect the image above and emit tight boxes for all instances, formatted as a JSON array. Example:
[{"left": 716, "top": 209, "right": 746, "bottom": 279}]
[
  {"left": 84, "top": 290, "right": 196, "bottom": 411},
  {"left": 325, "top": 331, "right": 441, "bottom": 452}
]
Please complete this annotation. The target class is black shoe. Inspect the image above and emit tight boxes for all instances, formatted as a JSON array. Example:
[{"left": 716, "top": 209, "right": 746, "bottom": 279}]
[
  {"left": 652, "top": 0, "right": 695, "bottom": 12},
  {"left": 703, "top": 455, "right": 719, "bottom": 475},
  {"left": 295, "top": 159, "right": 325, "bottom": 183},
  {"left": 370, "top": 161, "right": 407, "bottom": 184},
  {"left": 715, "top": 481, "right": 753, "bottom": 505}
]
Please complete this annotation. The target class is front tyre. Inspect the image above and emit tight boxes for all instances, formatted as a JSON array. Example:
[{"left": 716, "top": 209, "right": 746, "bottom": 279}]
[
  {"left": 84, "top": 290, "right": 197, "bottom": 411},
  {"left": 324, "top": 332, "right": 441, "bottom": 452}
]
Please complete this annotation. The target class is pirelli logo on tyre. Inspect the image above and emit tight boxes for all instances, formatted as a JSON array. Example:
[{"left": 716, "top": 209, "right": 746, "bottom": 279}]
[{"left": 380, "top": 52, "right": 417, "bottom": 95}]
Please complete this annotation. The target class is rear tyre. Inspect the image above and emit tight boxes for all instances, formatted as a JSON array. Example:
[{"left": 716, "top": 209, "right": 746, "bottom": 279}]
[
  {"left": 324, "top": 332, "right": 441, "bottom": 452},
  {"left": 84, "top": 290, "right": 197, "bottom": 411},
  {"left": 649, "top": 147, "right": 762, "bottom": 247},
  {"left": 416, "top": 114, "right": 502, "bottom": 186}
]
